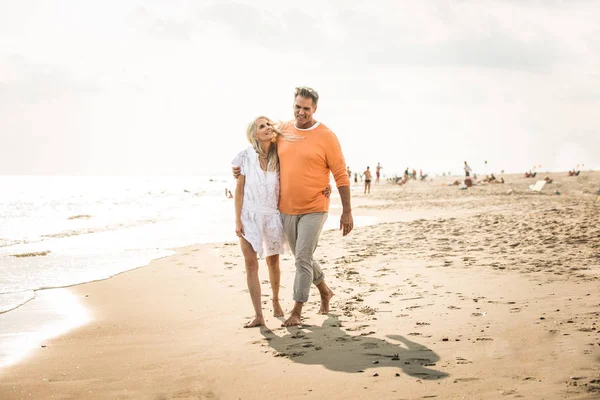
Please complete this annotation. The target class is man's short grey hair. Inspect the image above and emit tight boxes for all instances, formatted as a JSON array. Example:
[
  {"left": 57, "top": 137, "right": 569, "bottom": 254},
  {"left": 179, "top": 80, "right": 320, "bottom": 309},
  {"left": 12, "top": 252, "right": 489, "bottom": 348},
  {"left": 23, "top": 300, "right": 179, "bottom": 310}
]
[{"left": 294, "top": 86, "right": 319, "bottom": 105}]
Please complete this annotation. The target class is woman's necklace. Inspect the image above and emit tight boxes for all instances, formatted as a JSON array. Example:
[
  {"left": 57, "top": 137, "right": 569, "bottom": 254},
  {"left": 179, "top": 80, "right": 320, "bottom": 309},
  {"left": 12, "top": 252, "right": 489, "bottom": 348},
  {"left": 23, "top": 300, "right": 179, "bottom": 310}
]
[{"left": 259, "top": 154, "right": 268, "bottom": 171}]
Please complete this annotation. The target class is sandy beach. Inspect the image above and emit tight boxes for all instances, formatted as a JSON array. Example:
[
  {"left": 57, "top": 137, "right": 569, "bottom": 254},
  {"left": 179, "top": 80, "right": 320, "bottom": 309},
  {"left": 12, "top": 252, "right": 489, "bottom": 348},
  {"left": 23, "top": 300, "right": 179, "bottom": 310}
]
[{"left": 1, "top": 172, "right": 599, "bottom": 399}]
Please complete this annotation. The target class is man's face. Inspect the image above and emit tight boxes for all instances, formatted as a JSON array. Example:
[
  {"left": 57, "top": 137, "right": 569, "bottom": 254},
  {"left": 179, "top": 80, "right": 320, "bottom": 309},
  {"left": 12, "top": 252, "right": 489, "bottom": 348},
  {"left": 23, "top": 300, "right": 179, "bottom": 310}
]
[{"left": 293, "top": 95, "right": 317, "bottom": 129}]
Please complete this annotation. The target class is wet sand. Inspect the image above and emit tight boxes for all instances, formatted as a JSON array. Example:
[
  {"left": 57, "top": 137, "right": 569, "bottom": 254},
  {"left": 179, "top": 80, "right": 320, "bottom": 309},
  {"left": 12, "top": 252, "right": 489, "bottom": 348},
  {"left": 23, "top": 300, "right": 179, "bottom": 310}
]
[{"left": 1, "top": 172, "right": 599, "bottom": 399}]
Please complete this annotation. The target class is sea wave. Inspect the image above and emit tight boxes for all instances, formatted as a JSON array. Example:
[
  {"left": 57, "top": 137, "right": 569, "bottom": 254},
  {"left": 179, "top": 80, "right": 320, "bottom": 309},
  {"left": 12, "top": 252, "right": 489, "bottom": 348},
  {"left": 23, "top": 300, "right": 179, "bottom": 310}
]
[
  {"left": 9, "top": 250, "right": 51, "bottom": 258},
  {"left": 41, "top": 218, "right": 157, "bottom": 239},
  {"left": 0, "top": 239, "right": 28, "bottom": 248},
  {"left": 0, "top": 291, "right": 35, "bottom": 314},
  {"left": 67, "top": 214, "right": 92, "bottom": 220}
]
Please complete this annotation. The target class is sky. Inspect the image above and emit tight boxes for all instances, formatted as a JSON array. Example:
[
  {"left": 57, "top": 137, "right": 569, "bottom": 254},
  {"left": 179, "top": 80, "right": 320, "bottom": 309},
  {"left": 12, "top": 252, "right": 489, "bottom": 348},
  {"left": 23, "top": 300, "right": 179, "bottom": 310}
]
[{"left": 1, "top": 0, "right": 599, "bottom": 176}]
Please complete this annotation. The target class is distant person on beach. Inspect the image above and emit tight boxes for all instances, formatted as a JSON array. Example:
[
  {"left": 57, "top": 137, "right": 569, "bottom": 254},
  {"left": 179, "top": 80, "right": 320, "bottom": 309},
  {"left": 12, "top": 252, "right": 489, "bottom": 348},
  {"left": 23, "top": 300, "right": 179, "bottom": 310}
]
[
  {"left": 364, "top": 166, "right": 372, "bottom": 194},
  {"left": 347, "top": 166, "right": 352, "bottom": 179},
  {"left": 464, "top": 161, "right": 472, "bottom": 177},
  {"left": 354, "top": 172, "right": 358, "bottom": 183},
  {"left": 227, "top": 190, "right": 233, "bottom": 199},
  {"left": 483, "top": 174, "right": 504, "bottom": 184},
  {"left": 376, "top": 162, "right": 382, "bottom": 184},
  {"left": 233, "top": 86, "right": 353, "bottom": 327}
]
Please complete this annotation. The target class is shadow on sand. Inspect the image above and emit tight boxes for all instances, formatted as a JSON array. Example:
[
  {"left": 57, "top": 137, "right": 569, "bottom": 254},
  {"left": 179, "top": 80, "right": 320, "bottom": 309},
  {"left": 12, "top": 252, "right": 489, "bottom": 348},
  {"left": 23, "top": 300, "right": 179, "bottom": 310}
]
[{"left": 260, "top": 315, "right": 448, "bottom": 380}]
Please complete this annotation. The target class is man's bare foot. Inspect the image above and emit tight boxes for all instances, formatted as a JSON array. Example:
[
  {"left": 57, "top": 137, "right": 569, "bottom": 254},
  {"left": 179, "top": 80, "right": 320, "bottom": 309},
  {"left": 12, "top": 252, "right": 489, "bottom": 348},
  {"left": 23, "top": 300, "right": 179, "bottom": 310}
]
[
  {"left": 282, "top": 313, "right": 302, "bottom": 327},
  {"left": 244, "top": 316, "right": 265, "bottom": 328},
  {"left": 273, "top": 300, "right": 284, "bottom": 317},
  {"left": 318, "top": 288, "right": 334, "bottom": 314}
]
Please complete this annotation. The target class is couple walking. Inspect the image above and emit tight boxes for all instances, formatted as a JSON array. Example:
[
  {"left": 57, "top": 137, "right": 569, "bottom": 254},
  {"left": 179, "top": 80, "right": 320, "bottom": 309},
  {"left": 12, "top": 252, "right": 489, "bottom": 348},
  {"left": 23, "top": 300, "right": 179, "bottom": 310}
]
[{"left": 232, "top": 86, "right": 353, "bottom": 328}]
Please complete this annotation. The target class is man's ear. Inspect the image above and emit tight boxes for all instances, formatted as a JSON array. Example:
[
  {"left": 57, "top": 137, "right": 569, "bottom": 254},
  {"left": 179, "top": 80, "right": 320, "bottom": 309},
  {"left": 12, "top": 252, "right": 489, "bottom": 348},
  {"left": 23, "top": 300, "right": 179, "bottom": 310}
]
[{"left": 313, "top": 105, "right": 318, "bottom": 113}]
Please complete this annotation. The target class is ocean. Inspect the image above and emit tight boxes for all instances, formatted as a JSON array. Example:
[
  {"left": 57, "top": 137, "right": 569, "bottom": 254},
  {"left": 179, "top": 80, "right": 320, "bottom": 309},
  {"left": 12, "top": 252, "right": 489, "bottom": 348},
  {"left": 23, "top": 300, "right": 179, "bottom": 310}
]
[
  {"left": 0, "top": 175, "right": 374, "bottom": 368},
  {"left": 0, "top": 175, "right": 240, "bottom": 314}
]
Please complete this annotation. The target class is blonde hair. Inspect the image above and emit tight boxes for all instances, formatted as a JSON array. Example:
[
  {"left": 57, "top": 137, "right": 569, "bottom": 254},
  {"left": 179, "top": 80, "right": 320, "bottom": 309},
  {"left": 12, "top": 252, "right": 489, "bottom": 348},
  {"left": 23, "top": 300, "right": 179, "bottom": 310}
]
[{"left": 246, "top": 116, "right": 280, "bottom": 172}]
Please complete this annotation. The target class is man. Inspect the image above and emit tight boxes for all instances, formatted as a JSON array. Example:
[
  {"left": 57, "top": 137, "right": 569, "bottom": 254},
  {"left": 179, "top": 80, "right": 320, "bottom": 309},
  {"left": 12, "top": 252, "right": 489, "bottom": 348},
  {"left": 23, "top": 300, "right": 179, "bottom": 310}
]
[
  {"left": 375, "top": 162, "right": 382, "bottom": 184},
  {"left": 363, "top": 166, "right": 372, "bottom": 194},
  {"left": 233, "top": 86, "right": 353, "bottom": 327}
]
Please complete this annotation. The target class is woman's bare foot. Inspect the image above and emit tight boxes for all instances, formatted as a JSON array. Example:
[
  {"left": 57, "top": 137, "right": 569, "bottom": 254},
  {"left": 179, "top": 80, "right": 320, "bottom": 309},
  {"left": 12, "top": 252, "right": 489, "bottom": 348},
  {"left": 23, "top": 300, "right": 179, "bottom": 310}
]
[
  {"left": 282, "top": 313, "right": 302, "bottom": 327},
  {"left": 273, "top": 300, "right": 284, "bottom": 317},
  {"left": 244, "top": 316, "right": 265, "bottom": 328},
  {"left": 318, "top": 288, "right": 334, "bottom": 314}
]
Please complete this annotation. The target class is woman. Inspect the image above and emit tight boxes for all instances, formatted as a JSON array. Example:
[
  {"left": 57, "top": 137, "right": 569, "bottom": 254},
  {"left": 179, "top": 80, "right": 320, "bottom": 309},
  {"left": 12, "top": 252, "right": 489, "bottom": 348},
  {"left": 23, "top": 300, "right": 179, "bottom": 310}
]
[
  {"left": 232, "top": 116, "right": 285, "bottom": 328},
  {"left": 232, "top": 116, "right": 330, "bottom": 328}
]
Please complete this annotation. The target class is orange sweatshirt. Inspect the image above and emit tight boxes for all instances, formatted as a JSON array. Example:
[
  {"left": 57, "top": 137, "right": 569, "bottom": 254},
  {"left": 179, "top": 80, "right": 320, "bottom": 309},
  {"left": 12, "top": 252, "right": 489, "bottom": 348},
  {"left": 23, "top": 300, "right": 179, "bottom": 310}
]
[{"left": 277, "top": 121, "right": 350, "bottom": 215}]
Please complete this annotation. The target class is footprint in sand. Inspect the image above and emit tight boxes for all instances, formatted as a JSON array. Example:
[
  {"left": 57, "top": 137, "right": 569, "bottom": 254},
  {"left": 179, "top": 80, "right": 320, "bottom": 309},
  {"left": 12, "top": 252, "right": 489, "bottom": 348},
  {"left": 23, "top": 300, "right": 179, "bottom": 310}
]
[
  {"left": 455, "top": 357, "right": 472, "bottom": 365},
  {"left": 361, "top": 342, "right": 379, "bottom": 348},
  {"left": 346, "top": 324, "right": 371, "bottom": 332},
  {"left": 454, "top": 377, "right": 480, "bottom": 383}
]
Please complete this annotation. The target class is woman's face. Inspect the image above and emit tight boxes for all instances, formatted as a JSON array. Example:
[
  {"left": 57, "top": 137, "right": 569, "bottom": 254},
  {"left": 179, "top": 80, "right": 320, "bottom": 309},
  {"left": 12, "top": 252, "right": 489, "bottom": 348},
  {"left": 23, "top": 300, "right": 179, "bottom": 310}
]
[{"left": 254, "top": 118, "right": 274, "bottom": 143}]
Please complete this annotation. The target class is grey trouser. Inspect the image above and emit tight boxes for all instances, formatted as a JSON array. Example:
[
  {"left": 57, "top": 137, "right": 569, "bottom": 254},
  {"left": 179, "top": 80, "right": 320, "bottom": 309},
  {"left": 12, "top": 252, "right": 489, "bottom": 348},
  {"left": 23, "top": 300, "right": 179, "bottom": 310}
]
[{"left": 281, "top": 212, "right": 328, "bottom": 303}]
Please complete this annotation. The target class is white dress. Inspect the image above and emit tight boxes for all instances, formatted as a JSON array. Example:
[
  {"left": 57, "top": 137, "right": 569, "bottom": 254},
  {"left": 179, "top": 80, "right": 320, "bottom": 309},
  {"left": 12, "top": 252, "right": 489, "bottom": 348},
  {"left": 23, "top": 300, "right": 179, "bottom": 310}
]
[{"left": 232, "top": 147, "right": 286, "bottom": 258}]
